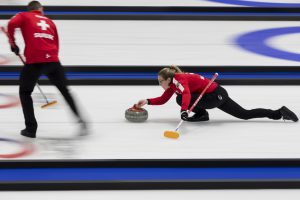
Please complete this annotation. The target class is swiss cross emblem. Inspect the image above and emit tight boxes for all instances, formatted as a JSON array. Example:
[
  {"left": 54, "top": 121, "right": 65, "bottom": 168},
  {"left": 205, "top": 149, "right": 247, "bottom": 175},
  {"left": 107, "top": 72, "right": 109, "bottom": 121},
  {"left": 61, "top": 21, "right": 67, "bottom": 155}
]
[{"left": 37, "top": 20, "right": 50, "bottom": 31}]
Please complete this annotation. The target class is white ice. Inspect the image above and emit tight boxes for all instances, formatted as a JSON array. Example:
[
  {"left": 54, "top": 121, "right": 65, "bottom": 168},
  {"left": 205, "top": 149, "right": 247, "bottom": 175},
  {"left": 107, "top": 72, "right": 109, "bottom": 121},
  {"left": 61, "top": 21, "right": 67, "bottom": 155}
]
[
  {"left": 2, "top": 189, "right": 300, "bottom": 200},
  {"left": 0, "top": 9, "right": 299, "bottom": 197},
  {"left": 1, "top": 20, "right": 300, "bottom": 66},
  {"left": 0, "top": 85, "right": 299, "bottom": 159}
]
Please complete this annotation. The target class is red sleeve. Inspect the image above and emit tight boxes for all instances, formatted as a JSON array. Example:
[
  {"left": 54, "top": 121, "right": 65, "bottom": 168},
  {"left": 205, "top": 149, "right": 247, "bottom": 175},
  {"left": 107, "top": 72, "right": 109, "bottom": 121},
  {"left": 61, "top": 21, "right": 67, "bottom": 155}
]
[
  {"left": 53, "top": 22, "right": 59, "bottom": 51},
  {"left": 7, "top": 13, "right": 23, "bottom": 46},
  {"left": 148, "top": 87, "right": 175, "bottom": 105},
  {"left": 174, "top": 75, "right": 191, "bottom": 111}
]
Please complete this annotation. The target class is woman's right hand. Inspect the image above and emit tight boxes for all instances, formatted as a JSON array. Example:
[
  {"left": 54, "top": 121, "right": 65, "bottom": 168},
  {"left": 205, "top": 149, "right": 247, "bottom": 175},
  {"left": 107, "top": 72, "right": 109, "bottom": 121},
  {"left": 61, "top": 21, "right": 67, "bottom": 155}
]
[{"left": 136, "top": 99, "right": 148, "bottom": 108}]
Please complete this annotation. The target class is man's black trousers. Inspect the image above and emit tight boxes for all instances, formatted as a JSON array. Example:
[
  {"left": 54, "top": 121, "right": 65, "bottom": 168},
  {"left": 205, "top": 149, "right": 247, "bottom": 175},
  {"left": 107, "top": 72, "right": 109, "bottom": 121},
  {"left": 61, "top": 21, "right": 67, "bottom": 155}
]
[{"left": 19, "top": 62, "right": 80, "bottom": 133}]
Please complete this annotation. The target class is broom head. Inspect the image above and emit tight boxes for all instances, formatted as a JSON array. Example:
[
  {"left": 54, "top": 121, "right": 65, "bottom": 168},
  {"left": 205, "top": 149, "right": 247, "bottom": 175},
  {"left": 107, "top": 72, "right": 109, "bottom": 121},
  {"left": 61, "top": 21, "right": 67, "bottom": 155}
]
[
  {"left": 41, "top": 100, "right": 57, "bottom": 109},
  {"left": 164, "top": 130, "right": 180, "bottom": 139}
]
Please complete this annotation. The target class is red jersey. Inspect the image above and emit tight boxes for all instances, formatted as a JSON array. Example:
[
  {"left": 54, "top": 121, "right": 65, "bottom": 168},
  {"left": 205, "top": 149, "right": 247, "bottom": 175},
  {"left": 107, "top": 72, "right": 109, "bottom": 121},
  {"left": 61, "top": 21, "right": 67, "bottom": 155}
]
[
  {"left": 7, "top": 10, "right": 59, "bottom": 64},
  {"left": 148, "top": 73, "right": 218, "bottom": 111}
]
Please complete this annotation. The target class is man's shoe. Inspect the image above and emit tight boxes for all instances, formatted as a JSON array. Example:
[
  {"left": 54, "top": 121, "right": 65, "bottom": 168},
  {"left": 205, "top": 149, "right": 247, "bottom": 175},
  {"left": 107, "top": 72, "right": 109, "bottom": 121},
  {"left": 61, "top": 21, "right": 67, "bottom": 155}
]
[
  {"left": 78, "top": 120, "right": 89, "bottom": 136},
  {"left": 280, "top": 106, "right": 298, "bottom": 122},
  {"left": 20, "top": 129, "right": 36, "bottom": 138},
  {"left": 187, "top": 111, "right": 209, "bottom": 122}
]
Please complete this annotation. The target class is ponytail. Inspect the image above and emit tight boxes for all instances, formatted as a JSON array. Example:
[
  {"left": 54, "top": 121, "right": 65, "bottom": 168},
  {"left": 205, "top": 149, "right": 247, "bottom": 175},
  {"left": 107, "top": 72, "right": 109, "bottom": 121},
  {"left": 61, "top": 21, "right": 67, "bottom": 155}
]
[{"left": 158, "top": 65, "right": 183, "bottom": 80}]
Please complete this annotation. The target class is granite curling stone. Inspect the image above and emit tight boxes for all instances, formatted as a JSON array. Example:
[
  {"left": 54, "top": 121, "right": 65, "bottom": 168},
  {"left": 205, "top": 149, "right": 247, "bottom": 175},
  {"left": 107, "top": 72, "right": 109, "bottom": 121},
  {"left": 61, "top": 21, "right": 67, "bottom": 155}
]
[{"left": 125, "top": 105, "right": 148, "bottom": 122}]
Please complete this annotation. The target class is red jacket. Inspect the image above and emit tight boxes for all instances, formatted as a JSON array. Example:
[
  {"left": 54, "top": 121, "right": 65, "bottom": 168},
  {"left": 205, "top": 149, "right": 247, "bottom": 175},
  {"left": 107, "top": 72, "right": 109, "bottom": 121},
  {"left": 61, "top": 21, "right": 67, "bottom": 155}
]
[
  {"left": 7, "top": 10, "right": 59, "bottom": 64},
  {"left": 148, "top": 73, "right": 218, "bottom": 111}
]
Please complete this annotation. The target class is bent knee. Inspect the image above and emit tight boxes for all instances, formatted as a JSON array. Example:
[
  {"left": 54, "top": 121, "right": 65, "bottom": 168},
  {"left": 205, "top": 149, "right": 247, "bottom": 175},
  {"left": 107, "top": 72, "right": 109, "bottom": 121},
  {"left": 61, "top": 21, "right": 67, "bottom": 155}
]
[{"left": 176, "top": 95, "right": 182, "bottom": 106}]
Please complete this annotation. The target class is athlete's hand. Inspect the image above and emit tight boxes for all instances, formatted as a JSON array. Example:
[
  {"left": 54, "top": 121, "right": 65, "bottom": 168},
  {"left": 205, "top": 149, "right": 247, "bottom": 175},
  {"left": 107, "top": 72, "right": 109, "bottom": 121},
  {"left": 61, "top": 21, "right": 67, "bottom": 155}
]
[
  {"left": 137, "top": 99, "right": 148, "bottom": 108},
  {"left": 10, "top": 44, "right": 19, "bottom": 55},
  {"left": 181, "top": 110, "right": 189, "bottom": 121}
]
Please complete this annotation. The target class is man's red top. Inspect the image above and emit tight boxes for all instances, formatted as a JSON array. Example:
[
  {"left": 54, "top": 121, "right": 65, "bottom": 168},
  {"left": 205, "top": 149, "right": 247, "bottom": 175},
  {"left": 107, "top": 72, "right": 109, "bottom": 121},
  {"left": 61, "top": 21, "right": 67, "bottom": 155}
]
[
  {"left": 148, "top": 73, "right": 218, "bottom": 111},
  {"left": 8, "top": 10, "right": 59, "bottom": 64}
]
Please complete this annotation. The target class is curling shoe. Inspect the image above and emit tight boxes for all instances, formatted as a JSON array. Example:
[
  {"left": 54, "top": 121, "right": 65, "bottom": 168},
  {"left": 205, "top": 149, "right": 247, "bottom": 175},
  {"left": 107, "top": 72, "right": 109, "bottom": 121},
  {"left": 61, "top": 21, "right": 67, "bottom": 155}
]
[
  {"left": 187, "top": 111, "right": 209, "bottom": 122},
  {"left": 78, "top": 120, "right": 89, "bottom": 137},
  {"left": 20, "top": 129, "right": 36, "bottom": 138},
  {"left": 280, "top": 106, "right": 298, "bottom": 122}
]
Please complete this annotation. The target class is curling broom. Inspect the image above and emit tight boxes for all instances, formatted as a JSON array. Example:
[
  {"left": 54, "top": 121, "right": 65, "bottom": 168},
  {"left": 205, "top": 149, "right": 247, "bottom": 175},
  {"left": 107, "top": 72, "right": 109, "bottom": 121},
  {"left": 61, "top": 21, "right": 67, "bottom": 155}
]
[
  {"left": 164, "top": 73, "right": 219, "bottom": 139},
  {"left": 17, "top": 54, "right": 57, "bottom": 108},
  {"left": 0, "top": 26, "right": 57, "bottom": 108}
]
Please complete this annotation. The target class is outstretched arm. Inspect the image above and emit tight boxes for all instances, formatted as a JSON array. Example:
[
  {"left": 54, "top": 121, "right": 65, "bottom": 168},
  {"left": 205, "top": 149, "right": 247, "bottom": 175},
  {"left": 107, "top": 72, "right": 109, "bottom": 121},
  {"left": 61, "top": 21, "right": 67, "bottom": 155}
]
[{"left": 136, "top": 87, "right": 175, "bottom": 108}]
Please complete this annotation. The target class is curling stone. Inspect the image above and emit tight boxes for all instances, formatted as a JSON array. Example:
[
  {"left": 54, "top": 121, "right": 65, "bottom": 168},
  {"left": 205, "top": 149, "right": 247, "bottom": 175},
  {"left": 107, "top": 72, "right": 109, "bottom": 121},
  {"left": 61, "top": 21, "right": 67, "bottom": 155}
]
[{"left": 125, "top": 105, "right": 148, "bottom": 122}]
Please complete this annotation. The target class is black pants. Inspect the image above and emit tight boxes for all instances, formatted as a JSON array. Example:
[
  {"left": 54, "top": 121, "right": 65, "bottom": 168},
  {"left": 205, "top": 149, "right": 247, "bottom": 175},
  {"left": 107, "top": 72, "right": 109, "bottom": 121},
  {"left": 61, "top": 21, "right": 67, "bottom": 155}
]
[
  {"left": 19, "top": 62, "right": 80, "bottom": 132},
  {"left": 176, "top": 86, "right": 282, "bottom": 120}
]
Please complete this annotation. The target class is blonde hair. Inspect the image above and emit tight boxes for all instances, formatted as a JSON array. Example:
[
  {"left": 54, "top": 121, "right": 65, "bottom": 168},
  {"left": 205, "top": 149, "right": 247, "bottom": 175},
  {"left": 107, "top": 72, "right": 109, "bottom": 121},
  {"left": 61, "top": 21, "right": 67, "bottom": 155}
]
[{"left": 158, "top": 65, "right": 183, "bottom": 80}]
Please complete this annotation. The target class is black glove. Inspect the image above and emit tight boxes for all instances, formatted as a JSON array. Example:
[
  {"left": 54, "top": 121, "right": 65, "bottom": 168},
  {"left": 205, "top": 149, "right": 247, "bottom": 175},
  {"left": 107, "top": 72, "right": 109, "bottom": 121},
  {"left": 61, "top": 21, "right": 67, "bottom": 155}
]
[
  {"left": 181, "top": 110, "right": 189, "bottom": 121},
  {"left": 10, "top": 44, "right": 20, "bottom": 55}
]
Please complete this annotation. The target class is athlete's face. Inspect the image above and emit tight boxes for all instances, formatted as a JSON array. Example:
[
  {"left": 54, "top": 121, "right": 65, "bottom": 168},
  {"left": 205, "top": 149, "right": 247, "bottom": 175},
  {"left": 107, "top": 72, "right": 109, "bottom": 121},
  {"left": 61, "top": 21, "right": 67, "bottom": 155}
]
[{"left": 158, "top": 76, "right": 171, "bottom": 90}]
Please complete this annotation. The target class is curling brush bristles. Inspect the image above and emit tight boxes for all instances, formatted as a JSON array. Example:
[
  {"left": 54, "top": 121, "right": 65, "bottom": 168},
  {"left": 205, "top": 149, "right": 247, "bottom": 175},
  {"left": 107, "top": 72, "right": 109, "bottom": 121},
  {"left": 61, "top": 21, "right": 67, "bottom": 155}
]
[
  {"left": 41, "top": 100, "right": 57, "bottom": 109},
  {"left": 164, "top": 131, "right": 180, "bottom": 139}
]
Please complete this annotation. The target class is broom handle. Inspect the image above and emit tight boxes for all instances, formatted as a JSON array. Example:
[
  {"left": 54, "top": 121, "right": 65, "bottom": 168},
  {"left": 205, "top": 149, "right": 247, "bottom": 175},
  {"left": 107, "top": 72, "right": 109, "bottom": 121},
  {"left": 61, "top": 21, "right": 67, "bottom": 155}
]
[
  {"left": 175, "top": 73, "right": 219, "bottom": 131},
  {"left": 17, "top": 55, "right": 49, "bottom": 103}
]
